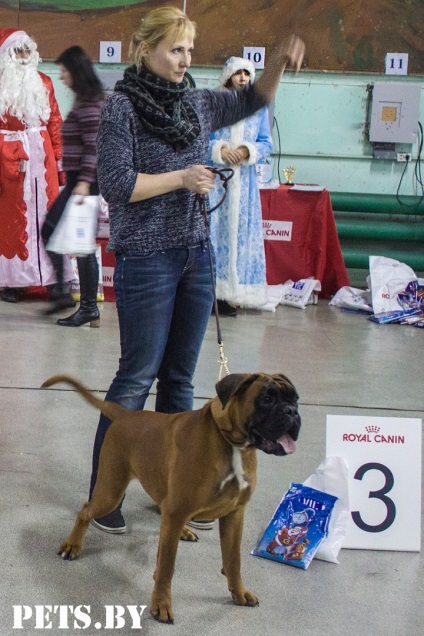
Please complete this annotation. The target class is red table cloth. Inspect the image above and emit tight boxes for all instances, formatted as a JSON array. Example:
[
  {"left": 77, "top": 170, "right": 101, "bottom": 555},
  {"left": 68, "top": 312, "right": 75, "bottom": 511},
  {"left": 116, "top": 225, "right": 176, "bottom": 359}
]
[{"left": 260, "top": 186, "right": 350, "bottom": 297}]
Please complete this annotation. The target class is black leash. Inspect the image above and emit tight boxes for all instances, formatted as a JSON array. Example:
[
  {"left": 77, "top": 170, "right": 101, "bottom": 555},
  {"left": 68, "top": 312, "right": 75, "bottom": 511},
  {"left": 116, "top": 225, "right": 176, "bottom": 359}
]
[{"left": 194, "top": 167, "right": 234, "bottom": 378}]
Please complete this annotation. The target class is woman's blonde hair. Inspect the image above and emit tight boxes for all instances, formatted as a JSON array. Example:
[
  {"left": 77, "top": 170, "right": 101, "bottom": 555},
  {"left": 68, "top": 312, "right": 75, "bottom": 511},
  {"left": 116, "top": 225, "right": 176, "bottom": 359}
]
[{"left": 129, "top": 7, "right": 197, "bottom": 69}]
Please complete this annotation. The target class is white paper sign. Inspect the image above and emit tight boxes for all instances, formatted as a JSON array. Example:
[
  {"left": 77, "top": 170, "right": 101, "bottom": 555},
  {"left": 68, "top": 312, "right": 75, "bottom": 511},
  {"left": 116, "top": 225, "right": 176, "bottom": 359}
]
[
  {"left": 326, "top": 415, "right": 421, "bottom": 551},
  {"left": 262, "top": 220, "right": 292, "bottom": 241},
  {"left": 102, "top": 266, "right": 114, "bottom": 288},
  {"left": 99, "top": 41, "right": 122, "bottom": 64},
  {"left": 385, "top": 53, "right": 408, "bottom": 75},
  {"left": 243, "top": 47, "right": 265, "bottom": 69}
]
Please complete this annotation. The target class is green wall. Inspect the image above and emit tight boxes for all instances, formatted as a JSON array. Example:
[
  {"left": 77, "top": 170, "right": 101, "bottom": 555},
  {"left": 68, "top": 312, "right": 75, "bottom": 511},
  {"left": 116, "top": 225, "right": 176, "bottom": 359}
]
[{"left": 42, "top": 62, "right": 424, "bottom": 197}]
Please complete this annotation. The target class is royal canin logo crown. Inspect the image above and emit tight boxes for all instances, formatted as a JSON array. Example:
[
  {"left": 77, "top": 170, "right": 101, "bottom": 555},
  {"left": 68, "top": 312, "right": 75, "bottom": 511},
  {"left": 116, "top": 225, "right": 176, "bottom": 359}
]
[{"left": 365, "top": 425, "right": 380, "bottom": 433}]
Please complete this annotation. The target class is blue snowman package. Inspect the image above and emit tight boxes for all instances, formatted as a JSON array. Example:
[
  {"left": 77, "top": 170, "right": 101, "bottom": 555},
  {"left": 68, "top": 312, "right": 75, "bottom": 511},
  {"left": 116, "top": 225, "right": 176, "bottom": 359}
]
[{"left": 251, "top": 483, "right": 338, "bottom": 569}]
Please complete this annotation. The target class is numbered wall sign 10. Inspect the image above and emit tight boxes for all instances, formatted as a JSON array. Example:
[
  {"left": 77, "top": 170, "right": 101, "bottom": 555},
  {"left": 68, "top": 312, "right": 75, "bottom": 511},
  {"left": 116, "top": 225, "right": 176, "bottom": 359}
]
[
  {"left": 326, "top": 415, "right": 421, "bottom": 552},
  {"left": 99, "top": 41, "right": 122, "bottom": 64},
  {"left": 243, "top": 47, "right": 265, "bottom": 70}
]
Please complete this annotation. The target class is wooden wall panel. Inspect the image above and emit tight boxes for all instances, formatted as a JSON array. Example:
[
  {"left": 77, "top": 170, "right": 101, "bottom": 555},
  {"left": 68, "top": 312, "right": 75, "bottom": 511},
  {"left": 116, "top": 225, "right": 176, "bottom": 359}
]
[{"left": 0, "top": 1, "right": 423, "bottom": 73}]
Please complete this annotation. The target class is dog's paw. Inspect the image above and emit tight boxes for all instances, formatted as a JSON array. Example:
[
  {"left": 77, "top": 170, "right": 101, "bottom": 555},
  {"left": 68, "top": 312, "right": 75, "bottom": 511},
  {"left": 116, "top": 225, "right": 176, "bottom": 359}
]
[
  {"left": 57, "top": 540, "right": 81, "bottom": 561},
  {"left": 150, "top": 609, "right": 174, "bottom": 625},
  {"left": 180, "top": 526, "right": 198, "bottom": 542},
  {"left": 150, "top": 597, "right": 174, "bottom": 624},
  {"left": 230, "top": 588, "right": 259, "bottom": 607}
]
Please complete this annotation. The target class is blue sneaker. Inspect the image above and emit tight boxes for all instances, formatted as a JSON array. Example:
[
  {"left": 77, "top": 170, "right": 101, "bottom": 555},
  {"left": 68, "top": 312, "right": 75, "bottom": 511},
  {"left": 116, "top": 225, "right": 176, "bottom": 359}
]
[
  {"left": 186, "top": 519, "right": 215, "bottom": 530},
  {"left": 91, "top": 510, "right": 126, "bottom": 534}
]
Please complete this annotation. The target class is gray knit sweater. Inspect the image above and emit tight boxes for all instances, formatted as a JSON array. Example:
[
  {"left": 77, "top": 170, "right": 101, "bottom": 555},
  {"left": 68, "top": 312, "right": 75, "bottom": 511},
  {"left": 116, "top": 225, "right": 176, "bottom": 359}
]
[{"left": 97, "top": 85, "right": 266, "bottom": 254}]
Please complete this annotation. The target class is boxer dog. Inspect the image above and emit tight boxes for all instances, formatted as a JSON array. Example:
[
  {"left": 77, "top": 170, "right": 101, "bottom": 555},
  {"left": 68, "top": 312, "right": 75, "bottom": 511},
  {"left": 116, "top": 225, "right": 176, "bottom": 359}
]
[{"left": 42, "top": 372, "right": 301, "bottom": 624}]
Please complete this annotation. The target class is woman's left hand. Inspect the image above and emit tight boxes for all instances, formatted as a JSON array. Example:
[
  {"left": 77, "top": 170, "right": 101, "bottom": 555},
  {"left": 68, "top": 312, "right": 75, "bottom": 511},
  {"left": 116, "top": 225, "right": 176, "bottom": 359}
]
[{"left": 72, "top": 181, "right": 91, "bottom": 197}]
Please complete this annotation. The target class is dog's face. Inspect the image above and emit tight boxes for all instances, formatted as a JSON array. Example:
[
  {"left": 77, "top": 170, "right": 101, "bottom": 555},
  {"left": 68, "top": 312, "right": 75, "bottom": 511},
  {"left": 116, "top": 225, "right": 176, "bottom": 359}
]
[
  {"left": 247, "top": 375, "right": 300, "bottom": 455},
  {"left": 216, "top": 373, "right": 301, "bottom": 456}
]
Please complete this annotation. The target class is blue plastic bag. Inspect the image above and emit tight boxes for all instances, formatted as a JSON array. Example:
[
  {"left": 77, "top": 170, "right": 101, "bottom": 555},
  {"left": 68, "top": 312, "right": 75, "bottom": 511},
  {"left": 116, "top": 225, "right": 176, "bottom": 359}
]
[{"left": 251, "top": 483, "right": 338, "bottom": 569}]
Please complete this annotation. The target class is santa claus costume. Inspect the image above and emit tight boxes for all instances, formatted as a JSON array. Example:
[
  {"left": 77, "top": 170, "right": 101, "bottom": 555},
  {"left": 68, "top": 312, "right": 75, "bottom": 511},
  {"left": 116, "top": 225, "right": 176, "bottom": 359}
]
[{"left": 0, "top": 29, "right": 73, "bottom": 301}]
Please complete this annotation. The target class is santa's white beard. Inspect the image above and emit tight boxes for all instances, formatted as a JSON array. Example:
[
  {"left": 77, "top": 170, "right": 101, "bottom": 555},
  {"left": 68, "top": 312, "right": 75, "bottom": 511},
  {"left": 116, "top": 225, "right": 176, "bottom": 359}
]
[{"left": 0, "top": 52, "right": 51, "bottom": 126}]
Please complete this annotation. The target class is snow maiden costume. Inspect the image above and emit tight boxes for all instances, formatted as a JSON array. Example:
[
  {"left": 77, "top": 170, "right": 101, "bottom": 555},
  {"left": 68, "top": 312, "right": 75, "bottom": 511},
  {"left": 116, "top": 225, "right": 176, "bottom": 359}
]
[
  {"left": 0, "top": 29, "right": 72, "bottom": 296},
  {"left": 208, "top": 56, "right": 272, "bottom": 309}
]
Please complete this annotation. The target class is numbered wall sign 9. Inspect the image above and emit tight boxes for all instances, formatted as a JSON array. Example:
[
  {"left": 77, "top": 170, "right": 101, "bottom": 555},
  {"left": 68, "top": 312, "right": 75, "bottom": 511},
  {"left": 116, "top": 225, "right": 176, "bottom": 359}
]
[
  {"left": 326, "top": 415, "right": 421, "bottom": 551},
  {"left": 243, "top": 46, "right": 265, "bottom": 70},
  {"left": 99, "top": 41, "right": 122, "bottom": 64}
]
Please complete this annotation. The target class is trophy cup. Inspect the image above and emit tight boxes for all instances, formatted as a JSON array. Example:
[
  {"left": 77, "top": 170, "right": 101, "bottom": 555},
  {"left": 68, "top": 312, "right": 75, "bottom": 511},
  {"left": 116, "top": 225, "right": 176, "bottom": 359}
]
[{"left": 283, "top": 166, "right": 296, "bottom": 185}]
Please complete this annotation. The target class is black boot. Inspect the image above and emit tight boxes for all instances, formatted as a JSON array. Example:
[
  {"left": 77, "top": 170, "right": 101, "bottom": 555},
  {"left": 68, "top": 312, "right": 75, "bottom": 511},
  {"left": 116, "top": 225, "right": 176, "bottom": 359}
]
[
  {"left": 44, "top": 251, "right": 76, "bottom": 315},
  {"left": 1, "top": 288, "right": 19, "bottom": 303},
  {"left": 57, "top": 254, "right": 100, "bottom": 327},
  {"left": 217, "top": 299, "right": 237, "bottom": 317}
]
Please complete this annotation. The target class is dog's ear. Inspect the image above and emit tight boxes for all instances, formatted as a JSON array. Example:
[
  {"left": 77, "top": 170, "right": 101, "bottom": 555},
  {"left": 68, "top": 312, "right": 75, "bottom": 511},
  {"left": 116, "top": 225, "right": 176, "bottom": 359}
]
[
  {"left": 274, "top": 373, "right": 299, "bottom": 399},
  {"left": 215, "top": 373, "right": 257, "bottom": 408}
]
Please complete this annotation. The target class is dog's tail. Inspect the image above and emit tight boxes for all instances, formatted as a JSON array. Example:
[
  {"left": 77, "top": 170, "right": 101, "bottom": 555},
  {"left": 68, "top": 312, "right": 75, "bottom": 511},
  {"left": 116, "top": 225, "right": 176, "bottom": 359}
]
[{"left": 41, "top": 374, "right": 128, "bottom": 421}]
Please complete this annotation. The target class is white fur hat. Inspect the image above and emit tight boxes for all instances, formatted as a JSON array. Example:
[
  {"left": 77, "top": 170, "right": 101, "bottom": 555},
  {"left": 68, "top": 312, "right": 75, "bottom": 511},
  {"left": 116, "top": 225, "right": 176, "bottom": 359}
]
[
  {"left": 219, "top": 56, "right": 256, "bottom": 87},
  {"left": 0, "top": 29, "right": 31, "bottom": 56}
]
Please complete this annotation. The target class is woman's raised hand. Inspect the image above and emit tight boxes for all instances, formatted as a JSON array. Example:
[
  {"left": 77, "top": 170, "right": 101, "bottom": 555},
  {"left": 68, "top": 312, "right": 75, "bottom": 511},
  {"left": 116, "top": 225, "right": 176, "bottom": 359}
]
[
  {"left": 284, "top": 34, "right": 305, "bottom": 72},
  {"left": 254, "top": 34, "right": 305, "bottom": 104}
]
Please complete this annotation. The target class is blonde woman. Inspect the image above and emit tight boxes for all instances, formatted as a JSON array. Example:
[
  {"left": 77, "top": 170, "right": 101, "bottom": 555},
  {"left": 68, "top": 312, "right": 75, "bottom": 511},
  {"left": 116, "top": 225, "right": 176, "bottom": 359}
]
[{"left": 90, "top": 6, "right": 304, "bottom": 534}]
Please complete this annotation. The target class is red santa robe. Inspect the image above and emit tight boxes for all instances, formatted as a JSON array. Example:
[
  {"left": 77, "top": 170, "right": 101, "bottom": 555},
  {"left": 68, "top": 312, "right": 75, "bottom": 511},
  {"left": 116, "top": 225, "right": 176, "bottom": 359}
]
[{"left": 0, "top": 72, "right": 73, "bottom": 288}]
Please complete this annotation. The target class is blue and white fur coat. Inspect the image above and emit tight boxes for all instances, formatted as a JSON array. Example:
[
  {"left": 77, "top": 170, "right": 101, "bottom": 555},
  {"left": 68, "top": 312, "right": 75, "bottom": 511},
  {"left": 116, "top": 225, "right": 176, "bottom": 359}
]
[{"left": 208, "top": 105, "right": 272, "bottom": 308}]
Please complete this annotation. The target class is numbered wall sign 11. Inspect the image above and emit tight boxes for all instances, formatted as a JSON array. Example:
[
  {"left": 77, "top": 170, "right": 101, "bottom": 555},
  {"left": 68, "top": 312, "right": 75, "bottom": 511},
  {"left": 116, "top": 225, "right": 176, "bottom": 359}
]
[
  {"left": 326, "top": 415, "right": 421, "bottom": 551},
  {"left": 385, "top": 52, "right": 408, "bottom": 76},
  {"left": 99, "top": 41, "right": 122, "bottom": 64}
]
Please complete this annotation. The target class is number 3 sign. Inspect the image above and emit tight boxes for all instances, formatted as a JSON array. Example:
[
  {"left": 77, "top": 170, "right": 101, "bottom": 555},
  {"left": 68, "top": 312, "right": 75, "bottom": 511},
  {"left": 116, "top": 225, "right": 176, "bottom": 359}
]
[{"left": 326, "top": 415, "right": 421, "bottom": 552}]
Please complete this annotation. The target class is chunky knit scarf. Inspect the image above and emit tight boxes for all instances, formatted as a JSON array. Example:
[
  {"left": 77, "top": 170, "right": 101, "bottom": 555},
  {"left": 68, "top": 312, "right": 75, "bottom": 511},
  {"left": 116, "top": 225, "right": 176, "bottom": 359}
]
[{"left": 115, "top": 65, "right": 200, "bottom": 151}]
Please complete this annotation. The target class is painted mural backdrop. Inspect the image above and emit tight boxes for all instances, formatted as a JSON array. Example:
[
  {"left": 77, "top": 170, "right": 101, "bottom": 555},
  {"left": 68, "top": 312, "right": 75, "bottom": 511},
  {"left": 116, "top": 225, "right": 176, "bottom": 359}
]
[{"left": 1, "top": 1, "right": 423, "bottom": 73}]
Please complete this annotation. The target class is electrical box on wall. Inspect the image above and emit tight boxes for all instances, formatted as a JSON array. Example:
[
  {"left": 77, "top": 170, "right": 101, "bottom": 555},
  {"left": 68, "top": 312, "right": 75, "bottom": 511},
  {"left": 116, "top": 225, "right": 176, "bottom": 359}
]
[{"left": 369, "top": 82, "right": 421, "bottom": 144}]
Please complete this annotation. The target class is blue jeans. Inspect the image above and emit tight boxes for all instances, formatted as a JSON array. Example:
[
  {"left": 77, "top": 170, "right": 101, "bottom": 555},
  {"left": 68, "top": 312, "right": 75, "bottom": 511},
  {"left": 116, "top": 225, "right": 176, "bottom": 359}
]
[{"left": 90, "top": 242, "right": 214, "bottom": 496}]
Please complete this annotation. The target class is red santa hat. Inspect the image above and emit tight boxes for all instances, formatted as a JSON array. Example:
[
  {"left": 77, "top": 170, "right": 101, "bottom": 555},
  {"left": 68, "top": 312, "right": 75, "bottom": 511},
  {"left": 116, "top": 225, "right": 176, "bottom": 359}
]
[
  {"left": 0, "top": 29, "right": 30, "bottom": 57},
  {"left": 219, "top": 56, "right": 256, "bottom": 86}
]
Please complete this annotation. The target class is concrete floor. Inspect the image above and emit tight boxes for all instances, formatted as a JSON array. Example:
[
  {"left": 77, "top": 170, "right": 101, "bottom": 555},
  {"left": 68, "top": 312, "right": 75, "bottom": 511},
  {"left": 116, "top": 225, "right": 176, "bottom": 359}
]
[{"left": 0, "top": 295, "right": 423, "bottom": 635}]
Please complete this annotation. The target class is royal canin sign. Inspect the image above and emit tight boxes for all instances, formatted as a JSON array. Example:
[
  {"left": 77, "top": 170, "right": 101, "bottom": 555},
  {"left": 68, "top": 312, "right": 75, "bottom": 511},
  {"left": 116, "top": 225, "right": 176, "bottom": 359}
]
[
  {"left": 342, "top": 426, "right": 404, "bottom": 444},
  {"left": 262, "top": 220, "right": 293, "bottom": 241}
]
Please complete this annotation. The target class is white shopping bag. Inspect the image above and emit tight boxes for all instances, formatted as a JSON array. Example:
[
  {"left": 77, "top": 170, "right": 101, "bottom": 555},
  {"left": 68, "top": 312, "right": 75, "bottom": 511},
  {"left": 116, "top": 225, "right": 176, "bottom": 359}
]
[
  {"left": 369, "top": 255, "right": 417, "bottom": 314},
  {"left": 329, "top": 286, "right": 373, "bottom": 312},
  {"left": 303, "top": 456, "right": 349, "bottom": 564},
  {"left": 47, "top": 195, "right": 99, "bottom": 257},
  {"left": 279, "top": 278, "right": 321, "bottom": 309}
]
